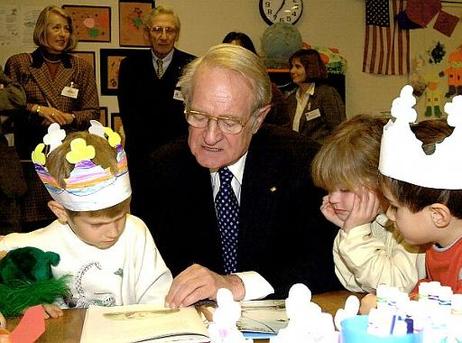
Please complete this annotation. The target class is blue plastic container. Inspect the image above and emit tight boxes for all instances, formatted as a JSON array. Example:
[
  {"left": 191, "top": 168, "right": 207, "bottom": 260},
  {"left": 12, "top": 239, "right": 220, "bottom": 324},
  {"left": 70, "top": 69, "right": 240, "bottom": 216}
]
[{"left": 341, "top": 316, "right": 421, "bottom": 343}]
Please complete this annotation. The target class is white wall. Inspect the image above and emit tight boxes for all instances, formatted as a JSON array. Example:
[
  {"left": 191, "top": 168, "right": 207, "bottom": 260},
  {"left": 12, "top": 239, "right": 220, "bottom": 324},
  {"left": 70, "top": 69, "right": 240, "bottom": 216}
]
[{"left": 1, "top": 0, "right": 461, "bottom": 118}]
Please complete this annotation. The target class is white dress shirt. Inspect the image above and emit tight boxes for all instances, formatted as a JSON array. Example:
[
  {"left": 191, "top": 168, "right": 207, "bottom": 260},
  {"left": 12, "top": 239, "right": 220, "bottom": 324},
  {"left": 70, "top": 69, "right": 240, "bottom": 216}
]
[
  {"left": 151, "top": 49, "right": 174, "bottom": 76},
  {"left": 292, "top": 82, "right": 315, "bottom": 132}
]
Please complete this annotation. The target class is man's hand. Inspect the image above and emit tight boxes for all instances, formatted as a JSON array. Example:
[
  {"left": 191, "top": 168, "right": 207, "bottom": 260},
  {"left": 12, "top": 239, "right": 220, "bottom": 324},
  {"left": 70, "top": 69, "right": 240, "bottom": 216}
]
[
  {"left": 343, "top": 188, "right": 380, "bottom": 233},
  {"left": 165, "top": 264, "right": 245, "bottom": 308},
  {"left": 41, "top": 304, "right": 63, "bottom": 319}
]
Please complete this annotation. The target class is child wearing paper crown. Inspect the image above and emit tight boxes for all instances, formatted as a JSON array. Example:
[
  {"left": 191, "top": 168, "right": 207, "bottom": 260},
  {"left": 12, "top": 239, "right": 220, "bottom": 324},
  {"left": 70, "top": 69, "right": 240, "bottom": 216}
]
[
  {"left": 311, "top": 114, "right": 426, "bottom": 293},
  {"left": 0, "top": 121, "right": 172, "bottom": 318},
  {"left": 361, "top": 86, "right": 462, "bottom": 314}
]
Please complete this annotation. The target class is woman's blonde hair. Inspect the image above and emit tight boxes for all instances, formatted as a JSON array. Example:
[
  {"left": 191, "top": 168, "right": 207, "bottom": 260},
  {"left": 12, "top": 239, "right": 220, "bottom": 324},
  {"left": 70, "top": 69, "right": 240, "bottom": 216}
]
[
  {"left": 312, "top": 114, "right": 389, "bottom": 192},
  {"left": 33, "top": 5, "right": 77, "bottom": 52}
]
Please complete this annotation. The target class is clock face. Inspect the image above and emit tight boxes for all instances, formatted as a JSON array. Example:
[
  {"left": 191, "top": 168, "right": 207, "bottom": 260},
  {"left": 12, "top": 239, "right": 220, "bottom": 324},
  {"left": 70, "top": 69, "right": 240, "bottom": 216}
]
[{"left": 259, "top": 0, "right": 304, "bottom": 25}]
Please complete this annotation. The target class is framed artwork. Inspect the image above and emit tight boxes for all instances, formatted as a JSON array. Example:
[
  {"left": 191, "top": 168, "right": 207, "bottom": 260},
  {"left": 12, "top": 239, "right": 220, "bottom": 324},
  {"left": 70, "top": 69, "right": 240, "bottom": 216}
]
[
  {"left": 110, "top": 112, "right": 125, "bottom": 146},
  {"left": 63, "top": 5, "right": 111, "bottom": 42},
  {"left": 100, "top": 49, "right": 140, "bottom": 95},
  {"left": 110, "top": 112, "right": 123, "bottom": 133},
  {"left": 70, "top": 51, "right": 96, "bottom": 76},
  {"left": 119, "top": 0, "right": 153, "bottom": 47},
  {"left": 99, "top": 107, "right": 108, "bottom": 126}
]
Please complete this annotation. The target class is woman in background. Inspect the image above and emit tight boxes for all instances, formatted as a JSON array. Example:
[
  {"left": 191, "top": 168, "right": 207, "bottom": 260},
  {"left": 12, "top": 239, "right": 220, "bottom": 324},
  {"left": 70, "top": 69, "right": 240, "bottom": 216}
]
[
  {"left": 222, "top": 31, "right": 289, "bottom": 127},
  {"left": 287, "top": 49, "right": 345, "bottom": 143},
  {"left": 5, "top": 5, "right": 99, "bottom": 230}
]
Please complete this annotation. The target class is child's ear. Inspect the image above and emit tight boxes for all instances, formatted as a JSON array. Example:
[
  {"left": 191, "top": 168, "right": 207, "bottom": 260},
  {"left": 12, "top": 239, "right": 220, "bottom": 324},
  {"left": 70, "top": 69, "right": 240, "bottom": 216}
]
[
  {"left": 429, "top": 203, "right": 451, "bottom": 228},
  {"left": 47, "top": 201, "right": 69, "bottom": 224}
]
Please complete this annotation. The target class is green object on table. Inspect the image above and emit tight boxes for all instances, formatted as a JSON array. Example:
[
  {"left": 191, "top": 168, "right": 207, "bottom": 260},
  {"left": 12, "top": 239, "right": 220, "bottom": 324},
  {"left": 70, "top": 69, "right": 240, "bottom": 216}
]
[{"left": 0, "top": 247, "right": 69, "bottom": 317}]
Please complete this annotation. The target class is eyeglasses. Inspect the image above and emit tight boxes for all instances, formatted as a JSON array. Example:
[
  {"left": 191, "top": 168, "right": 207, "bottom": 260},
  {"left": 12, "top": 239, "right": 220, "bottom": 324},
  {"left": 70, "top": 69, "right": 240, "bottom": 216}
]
[
  {"left": 184, "top": 109, "right": 254, "bottom": 135},
  {"left": 148, "top": 26, "right": 177, "bottom": 36}
]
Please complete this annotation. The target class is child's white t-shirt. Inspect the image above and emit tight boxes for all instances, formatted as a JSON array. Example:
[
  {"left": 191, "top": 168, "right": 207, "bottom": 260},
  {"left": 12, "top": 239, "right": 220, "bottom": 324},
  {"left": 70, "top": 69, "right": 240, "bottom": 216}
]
[{"left": 0, "top": 214, "right": 172, "bottom": 308}]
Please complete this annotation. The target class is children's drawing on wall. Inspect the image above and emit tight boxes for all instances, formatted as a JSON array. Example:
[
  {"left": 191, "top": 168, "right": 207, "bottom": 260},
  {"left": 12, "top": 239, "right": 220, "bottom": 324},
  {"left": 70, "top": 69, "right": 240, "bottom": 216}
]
[
  {"left": 440, "top": 45, "right": 462, "bottom": 98},
  {"left": 411, "top": 41, "right": 447, "bottom": 119},
  {"left": 119, "top": 1, "right": 153, "bottom": 47},
  {"left": 62, "top": 5, "right": 111, "bottom": 42}
]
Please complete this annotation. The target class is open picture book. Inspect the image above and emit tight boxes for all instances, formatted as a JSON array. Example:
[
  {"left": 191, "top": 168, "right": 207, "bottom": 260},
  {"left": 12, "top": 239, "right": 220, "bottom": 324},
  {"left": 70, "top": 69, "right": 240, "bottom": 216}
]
[
  {"left": 80, "top": 304, "right": 209, "bottom": 343},
  {"left": 199, "top": 299, "right": 288, "bottom": 340},
  {"left": 238, "top": 300, "right": 288, "bottom": 339}
]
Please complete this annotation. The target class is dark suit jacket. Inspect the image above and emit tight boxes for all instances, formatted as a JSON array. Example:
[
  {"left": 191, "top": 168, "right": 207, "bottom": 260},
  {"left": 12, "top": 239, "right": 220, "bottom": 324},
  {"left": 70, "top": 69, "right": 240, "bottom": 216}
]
[
  {"left": 117, "top": 48, "right": 195, "bottom": 214},
  {"left": 287, "top": 83, "right": 345, "bottom": 143},
  {"left": 142, "top": 125, "right": 341, "bottom": 298},
  {"left": 118, "top": 48, "right": 195, "bottom": 164}
]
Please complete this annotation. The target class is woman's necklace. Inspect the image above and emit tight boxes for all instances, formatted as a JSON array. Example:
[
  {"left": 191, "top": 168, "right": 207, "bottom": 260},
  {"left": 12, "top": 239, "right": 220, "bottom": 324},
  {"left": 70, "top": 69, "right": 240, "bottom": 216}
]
[
  {"left": 42, "top": 56, "right": 61, "bottom": 64},
  {"left": 41, "top": 51, "right": 62, "bottom": 64}
]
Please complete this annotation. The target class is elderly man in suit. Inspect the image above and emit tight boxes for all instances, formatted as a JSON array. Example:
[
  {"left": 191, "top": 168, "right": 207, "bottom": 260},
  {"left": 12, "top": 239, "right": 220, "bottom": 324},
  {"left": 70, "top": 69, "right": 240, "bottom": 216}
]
[
  {"left": 142, "top": 44, "right": 341, "bottom": 308},
  {"left": 117, "top": 6, "right": 195, "bottom": 214}
]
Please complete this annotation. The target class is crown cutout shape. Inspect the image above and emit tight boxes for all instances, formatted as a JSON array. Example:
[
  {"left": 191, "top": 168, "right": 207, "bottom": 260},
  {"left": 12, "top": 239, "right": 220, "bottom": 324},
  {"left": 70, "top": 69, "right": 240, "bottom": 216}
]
[
  {"left": 32, "top": 120, "right": 131, "bottom": 211},
  {"left": 379, "top": 85, "right": 462, "bottom": 190}
]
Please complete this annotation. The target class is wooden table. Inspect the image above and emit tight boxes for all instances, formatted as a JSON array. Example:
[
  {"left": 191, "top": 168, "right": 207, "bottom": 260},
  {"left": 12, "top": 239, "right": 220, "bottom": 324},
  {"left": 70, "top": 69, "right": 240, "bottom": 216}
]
[{"left": 7, "top": 290, "right": 356, "bottom": 342}]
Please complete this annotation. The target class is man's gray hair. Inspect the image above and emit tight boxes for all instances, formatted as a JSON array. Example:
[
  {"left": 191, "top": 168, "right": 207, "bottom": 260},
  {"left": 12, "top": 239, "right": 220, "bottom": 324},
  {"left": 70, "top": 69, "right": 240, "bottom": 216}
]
[
  {"left": 143, "top": 5, "right": 181, "bottom": 36},
  {"left": 180, "top": 44, "right": 272, "bottom": 111}
]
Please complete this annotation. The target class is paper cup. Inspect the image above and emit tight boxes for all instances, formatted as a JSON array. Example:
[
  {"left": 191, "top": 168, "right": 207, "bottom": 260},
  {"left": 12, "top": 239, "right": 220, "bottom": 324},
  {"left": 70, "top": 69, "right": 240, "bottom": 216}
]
[{"left": 341, "top": 316, "right": 421, "bottom": 343}]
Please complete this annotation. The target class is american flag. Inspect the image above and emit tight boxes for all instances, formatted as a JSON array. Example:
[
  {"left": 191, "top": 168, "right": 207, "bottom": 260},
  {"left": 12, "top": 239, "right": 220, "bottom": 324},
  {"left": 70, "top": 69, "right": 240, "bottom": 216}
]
[{"left": 363, "top": 0, "right": 410, "bottom": 75}]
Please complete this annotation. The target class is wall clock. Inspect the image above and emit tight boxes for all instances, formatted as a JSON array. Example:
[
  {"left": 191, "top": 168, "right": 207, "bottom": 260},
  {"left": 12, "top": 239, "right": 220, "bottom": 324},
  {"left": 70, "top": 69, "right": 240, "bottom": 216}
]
[{"left": 259, "top": 0, "right": 304, "bottom": 25}]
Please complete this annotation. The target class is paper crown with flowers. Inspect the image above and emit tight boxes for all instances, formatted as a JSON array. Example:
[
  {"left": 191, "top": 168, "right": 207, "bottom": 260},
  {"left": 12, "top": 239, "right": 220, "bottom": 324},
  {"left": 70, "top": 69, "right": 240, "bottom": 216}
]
[
  {"left": 31, "top": 120, "right": 131, "bottom": 211},
  {"left": 379, "top": 85, "right": 462, "bottom": 189}
]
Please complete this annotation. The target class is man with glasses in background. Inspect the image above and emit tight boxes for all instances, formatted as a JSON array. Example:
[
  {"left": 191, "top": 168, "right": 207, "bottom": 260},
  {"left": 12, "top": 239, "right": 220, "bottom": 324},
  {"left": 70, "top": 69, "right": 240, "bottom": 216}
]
[
  {"left": 118, "top": 6, "right": 195, "bottom": 214},
  {"left": 141, "top": 44, "right": 341, "bottom": 307}
]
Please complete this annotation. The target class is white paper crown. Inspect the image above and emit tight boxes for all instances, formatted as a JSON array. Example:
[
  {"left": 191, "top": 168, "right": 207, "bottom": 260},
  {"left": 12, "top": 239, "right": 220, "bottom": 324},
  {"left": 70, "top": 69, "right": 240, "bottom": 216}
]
[
  {"left": 379, "top": 85, "right": 462, "bottom": 189},
  {"left": 31, "top": 120, "right": 131, "bottom": 211}
]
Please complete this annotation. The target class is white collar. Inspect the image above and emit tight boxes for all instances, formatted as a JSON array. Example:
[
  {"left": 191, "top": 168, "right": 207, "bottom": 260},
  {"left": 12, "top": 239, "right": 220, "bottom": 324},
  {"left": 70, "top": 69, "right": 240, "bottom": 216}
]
[
  {"left": 296, "top": 82, "right": 315, "bottom": 101},
  {"left": 151, "top": 48, "right": 174, "bottom": 65},
  {"left": 211, "top": 152, "right": 247, "bottom": 185}
]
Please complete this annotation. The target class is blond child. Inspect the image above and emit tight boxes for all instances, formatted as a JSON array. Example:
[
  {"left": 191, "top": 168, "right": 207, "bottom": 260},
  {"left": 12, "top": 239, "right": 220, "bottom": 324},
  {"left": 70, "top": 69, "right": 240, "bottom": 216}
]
[
  {"left": 0, "top": 121, "right": 172, "bottom": 318},
  {"left": 311, "top": 114, "right": 426, "bottom": 293}
]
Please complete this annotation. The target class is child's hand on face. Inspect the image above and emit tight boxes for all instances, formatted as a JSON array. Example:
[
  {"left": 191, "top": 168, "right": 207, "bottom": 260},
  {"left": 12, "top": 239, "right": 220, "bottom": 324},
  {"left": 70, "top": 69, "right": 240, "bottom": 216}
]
[
  {"left": 343, "top": 187, "right": 380, "bottom": 233},
  {"left": 359, "top": 293, "right": 377, "bottom": 314},
  {"left": 320, "top": 195, "right": 344, "bottom": 227},
  {"left": 41, "top": 304, "right": 63, "bottom": 319}
]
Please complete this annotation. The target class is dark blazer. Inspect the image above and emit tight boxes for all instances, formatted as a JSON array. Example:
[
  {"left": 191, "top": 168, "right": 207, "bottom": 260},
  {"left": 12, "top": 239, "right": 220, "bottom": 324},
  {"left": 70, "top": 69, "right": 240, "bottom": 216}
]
[
  {"left": 142, "top": 125, "right": 341, "bottom": 298},
  {"left": 117, "top": 48, "right": 195, "bottom": 214},
  {"left": 5, "top": 49, "right": 99, "bottom": 159},
  {"left": 287, "top": 83, "right": 345, "bottom": 143}
]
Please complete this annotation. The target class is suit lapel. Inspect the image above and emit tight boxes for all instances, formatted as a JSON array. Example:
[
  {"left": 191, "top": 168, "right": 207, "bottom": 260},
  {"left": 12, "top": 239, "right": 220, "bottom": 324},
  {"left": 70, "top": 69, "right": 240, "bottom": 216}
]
[
  {"left": 163, "top": 49, "right": 183, "bottom": 81},
  {"left": 298, "top": 99, "right": 311, "bottom": 132},
  {"left": 239, "top": 130, "right": 280, "bottom": 246},
  {"left": 29, "top": 59, "right": 74, "bottom": 109}
]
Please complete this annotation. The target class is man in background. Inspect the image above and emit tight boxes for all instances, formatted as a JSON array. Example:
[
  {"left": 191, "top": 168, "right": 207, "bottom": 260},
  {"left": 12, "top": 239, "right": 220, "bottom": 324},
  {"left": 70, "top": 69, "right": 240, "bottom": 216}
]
[
  {"left": 118, "top": 6, "right": 195, "bottom": 214},
  {"left": 142, "top": 44, "right": 341, "bottom": 307}
]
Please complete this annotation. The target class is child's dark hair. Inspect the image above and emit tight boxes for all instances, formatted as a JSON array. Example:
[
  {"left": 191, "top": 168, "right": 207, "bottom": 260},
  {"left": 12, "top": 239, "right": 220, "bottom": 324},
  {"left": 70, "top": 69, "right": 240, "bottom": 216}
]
[{"left": 379, "top": 118, "right": 462, "bottom": 218}]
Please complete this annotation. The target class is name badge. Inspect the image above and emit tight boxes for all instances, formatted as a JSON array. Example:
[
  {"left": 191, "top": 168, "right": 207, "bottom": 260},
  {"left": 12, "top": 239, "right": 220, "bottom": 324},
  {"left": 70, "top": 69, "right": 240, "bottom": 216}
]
[
  {"left": 173, "top": 81, "right": 184, "bottom": 101},
  {"left": 305, "top": 108, "right": 321, "bottom": 121},
  {"left": 61, "top": 83, "right": 79, "bottom": 99}
]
